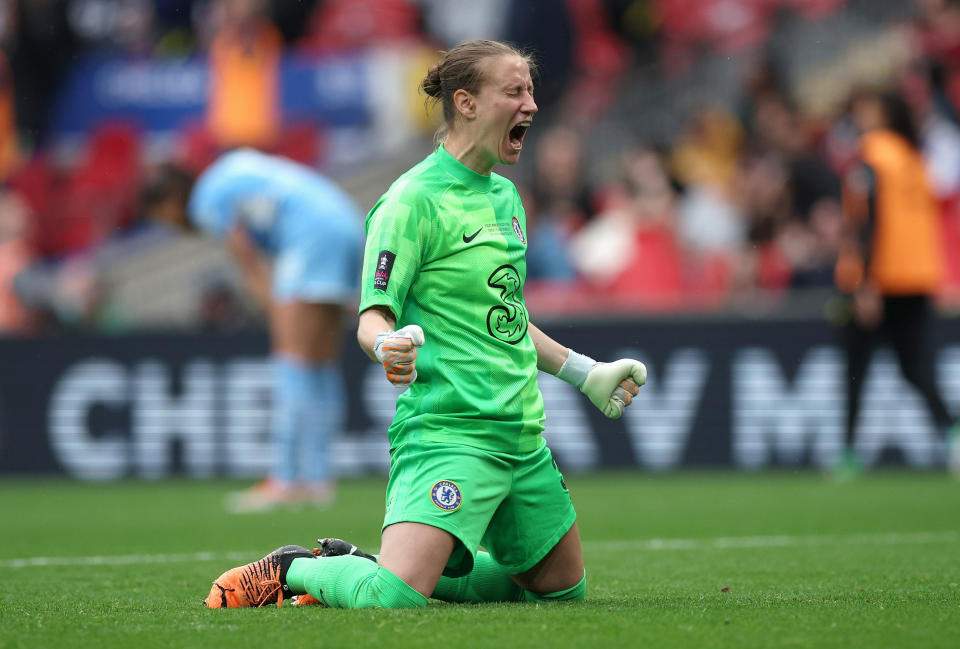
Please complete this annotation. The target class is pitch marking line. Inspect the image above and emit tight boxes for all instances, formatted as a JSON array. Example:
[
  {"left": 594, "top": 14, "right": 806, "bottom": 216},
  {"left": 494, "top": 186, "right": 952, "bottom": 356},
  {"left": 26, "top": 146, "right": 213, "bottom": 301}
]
[
  {"left": 1, "top": 531, "right": 956, "bottom": 569},
  {"left": 0, "top": 551, "right": 258, "bottom": 569},
  {"left": 583, "top": 530, "right": 959, "bottom": 552}
]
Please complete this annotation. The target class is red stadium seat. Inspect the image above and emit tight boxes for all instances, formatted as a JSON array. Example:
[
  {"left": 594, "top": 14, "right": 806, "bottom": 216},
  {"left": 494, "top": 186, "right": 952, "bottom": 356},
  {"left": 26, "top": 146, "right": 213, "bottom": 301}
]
[{"left": 24, "top": 122, "right": 147, "bottom": 256}]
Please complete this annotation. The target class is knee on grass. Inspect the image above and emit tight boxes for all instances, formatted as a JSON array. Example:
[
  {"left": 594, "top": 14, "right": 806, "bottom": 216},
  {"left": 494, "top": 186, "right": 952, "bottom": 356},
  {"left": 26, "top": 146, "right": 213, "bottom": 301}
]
[{"left": 522, "top": 573, "right": 586, "bottom": 603}]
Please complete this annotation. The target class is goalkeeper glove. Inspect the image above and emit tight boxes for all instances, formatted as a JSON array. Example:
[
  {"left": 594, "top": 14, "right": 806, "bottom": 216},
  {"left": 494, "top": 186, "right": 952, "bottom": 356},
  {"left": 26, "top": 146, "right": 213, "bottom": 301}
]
[
  {"left": 374, "top": 324, "right": 425, "bottom": 387},
  {"left": 556, "top": 351, "right": 646, "bottom": 419}
]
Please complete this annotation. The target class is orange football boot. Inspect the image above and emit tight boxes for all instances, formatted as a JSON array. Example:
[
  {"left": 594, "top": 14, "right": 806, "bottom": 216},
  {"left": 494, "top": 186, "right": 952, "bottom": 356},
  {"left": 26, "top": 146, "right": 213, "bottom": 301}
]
[{"left": 203, "top": 545, "right": 315, "bottom": 608}]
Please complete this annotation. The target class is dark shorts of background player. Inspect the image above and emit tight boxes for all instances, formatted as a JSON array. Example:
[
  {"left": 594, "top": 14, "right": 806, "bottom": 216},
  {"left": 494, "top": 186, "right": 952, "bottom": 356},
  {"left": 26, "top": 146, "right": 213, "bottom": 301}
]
[{"left": 382, "top": 439, "right": 577, "bottom": 578}]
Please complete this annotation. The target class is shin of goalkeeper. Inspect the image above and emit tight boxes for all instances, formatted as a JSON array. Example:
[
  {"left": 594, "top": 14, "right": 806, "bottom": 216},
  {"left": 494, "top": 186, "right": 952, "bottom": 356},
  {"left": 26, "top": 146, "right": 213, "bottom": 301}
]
[{"left": 358, "top": 309, "right": 646, "bottom": 419}]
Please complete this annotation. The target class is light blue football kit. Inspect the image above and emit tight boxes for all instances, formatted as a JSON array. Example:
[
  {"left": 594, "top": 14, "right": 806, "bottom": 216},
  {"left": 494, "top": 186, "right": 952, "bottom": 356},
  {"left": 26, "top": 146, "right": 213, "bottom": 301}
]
[
  {"left": 189, "top": 148, "right": 362, "bottom": 303},
  {"left": 189, "top": 149, "right": 363, "bottom": 485}
]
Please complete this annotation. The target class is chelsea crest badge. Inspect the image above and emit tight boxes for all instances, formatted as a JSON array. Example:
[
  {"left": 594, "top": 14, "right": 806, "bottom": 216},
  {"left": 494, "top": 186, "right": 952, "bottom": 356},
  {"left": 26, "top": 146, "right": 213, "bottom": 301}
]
[{"left": 431, "top": 480, "right": 462, "bottom": 511}]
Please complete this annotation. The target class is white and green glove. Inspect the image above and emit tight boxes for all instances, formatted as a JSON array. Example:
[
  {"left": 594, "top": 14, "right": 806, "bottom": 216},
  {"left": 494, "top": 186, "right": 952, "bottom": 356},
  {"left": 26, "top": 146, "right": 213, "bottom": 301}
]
[{"left": 556, "top": 351, "right": 647, "bottom": 419}]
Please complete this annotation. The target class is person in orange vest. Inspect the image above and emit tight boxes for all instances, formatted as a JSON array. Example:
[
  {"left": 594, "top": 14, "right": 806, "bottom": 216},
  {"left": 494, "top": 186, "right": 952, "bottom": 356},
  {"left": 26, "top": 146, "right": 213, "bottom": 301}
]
[
  {"left": 835, "top": 89, "right": 959, "bottom": 477},
  {"left": 205, "top": 0, "right": 282, "bottom": 150}
]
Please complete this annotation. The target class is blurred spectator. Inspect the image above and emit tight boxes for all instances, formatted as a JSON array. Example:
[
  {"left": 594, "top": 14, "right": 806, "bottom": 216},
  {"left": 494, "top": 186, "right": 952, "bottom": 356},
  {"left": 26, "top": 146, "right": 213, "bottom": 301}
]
[
  {"left": 570, "top": 180, "right": 633, "bottom": 286},
  {"left": 754, "top": 92, "right": 843, "bottom": 290},
  {"left": 675, "top": 180, "right": 744, "bottom": 298},
  {"left": 530, "top": 125, "right": 593, "bottom": 223},
  {"left": 571, "top": 146, "right": 684, "bottom": 307},
  {"left": 522, "top": 186, "right": 577, "bottom": 283},
  {"left": 903, "top": 65, "right": 960, "bottom": 299},
  {"left": 784, "top": 196, "right": 843, "bottom": 288},
  {"left": 524, "top": 125, "right": 591, "bottom": 280},
  {"left": 204, "top": 0, "right": 282, "bottom": 150},
  {"left": 899, "top": 62, "right": 960, "bottom": 197},
  {"left": 0, "top": 190, "right": 39, "bottom": 333},
  {"left": 834, "top": 89, "right": 959, "bottom": 476},
  {"left": 671, "top": 108, "right": 747, "bottom": 299},
  {"left": 670, "top": 107, "right": 744, "bottom": 189},
  {"left": 729, "top": 150, "right": 793, "bottom": 297},
  {"left": 749, "top": 92, "right": 841, "bottom": 222}
]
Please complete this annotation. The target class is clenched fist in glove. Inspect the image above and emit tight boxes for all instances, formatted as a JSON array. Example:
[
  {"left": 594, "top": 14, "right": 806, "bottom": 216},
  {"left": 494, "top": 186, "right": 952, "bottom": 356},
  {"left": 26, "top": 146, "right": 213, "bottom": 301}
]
[
  {"left": 556, "top": 351, "right": 646, "bottom": 419},
  {"left": 374, "top": 324, "right": 425, "bottom": 387}
]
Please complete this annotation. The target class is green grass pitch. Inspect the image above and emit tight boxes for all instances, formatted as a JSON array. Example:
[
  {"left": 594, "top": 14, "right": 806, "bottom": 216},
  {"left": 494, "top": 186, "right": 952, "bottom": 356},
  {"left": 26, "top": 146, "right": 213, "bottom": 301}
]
[{"left": 1, "top": 472, "right": 958, "bottom": 649}]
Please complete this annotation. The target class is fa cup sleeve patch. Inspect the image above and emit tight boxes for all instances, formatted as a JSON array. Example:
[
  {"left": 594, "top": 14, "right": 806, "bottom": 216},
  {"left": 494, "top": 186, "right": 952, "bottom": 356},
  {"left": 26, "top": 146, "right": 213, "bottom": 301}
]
[{"left": 374, "top": 250, "right": 396, "bottom": 291}]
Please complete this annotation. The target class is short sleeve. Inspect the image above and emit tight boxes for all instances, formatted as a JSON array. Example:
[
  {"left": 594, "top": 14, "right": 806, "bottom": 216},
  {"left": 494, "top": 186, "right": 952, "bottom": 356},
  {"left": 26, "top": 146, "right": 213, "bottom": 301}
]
[{"left": 359, "top": 187, "right": 433, "bottom": 320}]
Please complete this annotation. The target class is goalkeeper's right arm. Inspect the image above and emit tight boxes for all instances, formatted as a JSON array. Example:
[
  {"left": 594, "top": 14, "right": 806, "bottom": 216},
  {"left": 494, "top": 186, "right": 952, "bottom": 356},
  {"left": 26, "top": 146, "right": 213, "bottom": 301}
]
[{"left": 358, "top": 307, "right": 425, "bottom": 387}]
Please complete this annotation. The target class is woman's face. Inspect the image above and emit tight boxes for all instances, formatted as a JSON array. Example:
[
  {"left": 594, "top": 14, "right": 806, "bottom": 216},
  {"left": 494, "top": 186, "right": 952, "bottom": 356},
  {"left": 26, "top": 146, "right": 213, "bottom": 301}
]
[
  {"left": 851, "top": 96, "right": 886, "bottom": 135},
  {"left": 468, "top": 55, "right": 538, "bottom": 168}
]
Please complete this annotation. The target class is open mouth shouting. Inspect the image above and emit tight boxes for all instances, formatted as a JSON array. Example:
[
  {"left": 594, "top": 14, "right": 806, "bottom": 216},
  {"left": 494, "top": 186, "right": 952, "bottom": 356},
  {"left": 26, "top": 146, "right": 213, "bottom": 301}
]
[{"left": 508, "top": 120, "right": 531, "bottom": 152}]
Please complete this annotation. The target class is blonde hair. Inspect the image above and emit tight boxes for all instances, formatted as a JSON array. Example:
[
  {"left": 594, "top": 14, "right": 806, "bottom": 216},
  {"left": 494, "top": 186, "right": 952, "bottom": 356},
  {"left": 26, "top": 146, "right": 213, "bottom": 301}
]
[{"left": 421, "top": 40, "right": 536, "bottom": 141}]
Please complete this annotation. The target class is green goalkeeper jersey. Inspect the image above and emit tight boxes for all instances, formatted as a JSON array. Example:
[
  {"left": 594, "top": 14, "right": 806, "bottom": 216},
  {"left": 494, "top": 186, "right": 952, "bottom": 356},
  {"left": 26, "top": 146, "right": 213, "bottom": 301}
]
[{"left": 360, "top": 145, "right": 545, "bottom": 454}]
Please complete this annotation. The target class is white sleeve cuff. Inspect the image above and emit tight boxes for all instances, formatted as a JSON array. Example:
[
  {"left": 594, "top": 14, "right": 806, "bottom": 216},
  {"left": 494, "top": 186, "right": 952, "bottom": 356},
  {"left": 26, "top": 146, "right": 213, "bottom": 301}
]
[{"left": 555, "top": 350, "right": 596, "bottom": 389}]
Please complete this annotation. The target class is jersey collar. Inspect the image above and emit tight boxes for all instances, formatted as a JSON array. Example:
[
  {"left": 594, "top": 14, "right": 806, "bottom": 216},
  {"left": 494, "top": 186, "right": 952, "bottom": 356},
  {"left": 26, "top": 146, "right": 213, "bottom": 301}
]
[{"left": 434, "top": 145, "right": 493, "bottom": 193}]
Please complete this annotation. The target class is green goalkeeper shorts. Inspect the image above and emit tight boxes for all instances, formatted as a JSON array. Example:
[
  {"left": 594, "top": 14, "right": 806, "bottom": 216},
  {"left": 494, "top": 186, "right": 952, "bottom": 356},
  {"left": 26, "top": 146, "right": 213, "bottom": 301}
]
[{"left": 382, "top": 439, "right": 577, "bottom": 578}]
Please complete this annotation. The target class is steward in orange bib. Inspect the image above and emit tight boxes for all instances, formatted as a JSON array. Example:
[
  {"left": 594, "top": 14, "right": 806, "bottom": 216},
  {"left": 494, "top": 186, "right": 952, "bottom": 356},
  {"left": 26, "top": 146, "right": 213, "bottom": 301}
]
[{"left": 834, "top": 90, "right": 958, "bottom": 477}]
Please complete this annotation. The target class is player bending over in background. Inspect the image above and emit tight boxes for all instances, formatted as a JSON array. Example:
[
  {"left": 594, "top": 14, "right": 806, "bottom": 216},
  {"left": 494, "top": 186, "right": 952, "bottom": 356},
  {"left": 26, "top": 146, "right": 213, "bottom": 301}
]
[
  {"left": 203, "top": 39, "right": 646, "bottom": 609},
  {"left": 143, "top": 150, "right": 363, "bottom": 511}
]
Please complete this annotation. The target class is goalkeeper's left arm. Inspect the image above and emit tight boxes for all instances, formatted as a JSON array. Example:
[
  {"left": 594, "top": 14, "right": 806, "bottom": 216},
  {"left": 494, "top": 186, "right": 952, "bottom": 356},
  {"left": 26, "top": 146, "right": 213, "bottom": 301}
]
[{"left": 529, "top": 323, "right": 646, "bottom": 419}]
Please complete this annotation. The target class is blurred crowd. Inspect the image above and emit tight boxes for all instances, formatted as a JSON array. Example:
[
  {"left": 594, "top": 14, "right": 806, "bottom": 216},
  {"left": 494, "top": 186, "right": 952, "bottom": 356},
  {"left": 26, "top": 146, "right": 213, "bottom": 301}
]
[{"left": 1, "top": 0, "right": 960, "bottom": 333}]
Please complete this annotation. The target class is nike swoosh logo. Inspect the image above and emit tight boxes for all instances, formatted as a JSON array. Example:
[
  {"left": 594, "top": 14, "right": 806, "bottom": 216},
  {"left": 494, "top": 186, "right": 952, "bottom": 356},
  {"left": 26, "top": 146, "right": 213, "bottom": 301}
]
[{"left": 462, "top": 228, "right": 482, "bottom": 243}]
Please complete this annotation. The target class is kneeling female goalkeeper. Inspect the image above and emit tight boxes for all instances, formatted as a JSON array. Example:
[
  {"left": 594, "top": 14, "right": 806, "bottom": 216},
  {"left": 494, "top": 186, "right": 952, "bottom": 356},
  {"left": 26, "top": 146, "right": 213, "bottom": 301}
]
[{"left": 203, "top": 39, "right": 646, "bottom": 610}]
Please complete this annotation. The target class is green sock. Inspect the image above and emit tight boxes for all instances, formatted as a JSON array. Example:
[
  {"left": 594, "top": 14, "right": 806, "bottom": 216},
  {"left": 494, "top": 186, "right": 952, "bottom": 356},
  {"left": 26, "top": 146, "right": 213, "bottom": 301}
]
[
  {"left": 522, "top": 572, "right": 587, "bottom": 602},
  {"left": 430, "top": 551, "right": 524, "bottom": 603},
  {"left": 285, "top": 556, "right": 427, "bottom": 609}
]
